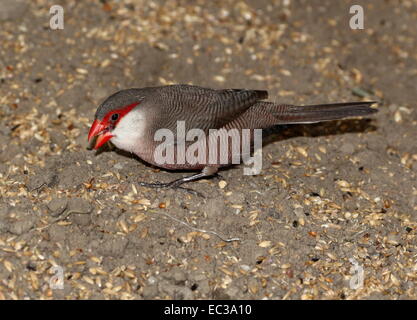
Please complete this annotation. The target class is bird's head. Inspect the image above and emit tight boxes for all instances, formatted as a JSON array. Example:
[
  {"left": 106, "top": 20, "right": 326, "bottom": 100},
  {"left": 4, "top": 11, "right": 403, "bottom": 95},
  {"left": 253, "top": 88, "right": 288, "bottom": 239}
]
[{"left": 88, "top": 89, "right": 143, "bottom": 150}]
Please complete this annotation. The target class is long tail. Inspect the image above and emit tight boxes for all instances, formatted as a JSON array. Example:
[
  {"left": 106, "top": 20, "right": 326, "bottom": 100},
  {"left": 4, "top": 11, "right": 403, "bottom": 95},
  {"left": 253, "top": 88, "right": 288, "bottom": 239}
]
[{"left": 272, "top": 101, "right": 377, "bottom": 124}]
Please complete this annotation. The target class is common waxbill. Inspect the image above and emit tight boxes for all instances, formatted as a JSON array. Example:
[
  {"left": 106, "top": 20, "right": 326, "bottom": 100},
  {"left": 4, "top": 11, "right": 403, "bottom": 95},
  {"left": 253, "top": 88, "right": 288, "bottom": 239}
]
[{"left": 88, "top": 84, "right": 376, "bottom": 190}]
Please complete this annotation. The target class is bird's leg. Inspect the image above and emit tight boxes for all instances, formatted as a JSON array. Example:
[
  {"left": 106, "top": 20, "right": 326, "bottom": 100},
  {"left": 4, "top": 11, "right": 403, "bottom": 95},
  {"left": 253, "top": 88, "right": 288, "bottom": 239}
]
[{"left": 138, "top": 166, "right": 219, "bottom": 197}]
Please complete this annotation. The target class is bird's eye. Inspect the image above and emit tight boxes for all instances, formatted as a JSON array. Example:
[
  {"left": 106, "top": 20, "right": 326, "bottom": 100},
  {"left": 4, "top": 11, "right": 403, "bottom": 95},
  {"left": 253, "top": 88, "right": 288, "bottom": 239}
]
[{"left": 111, "top": 113, "right": 119, "bottom": 121}]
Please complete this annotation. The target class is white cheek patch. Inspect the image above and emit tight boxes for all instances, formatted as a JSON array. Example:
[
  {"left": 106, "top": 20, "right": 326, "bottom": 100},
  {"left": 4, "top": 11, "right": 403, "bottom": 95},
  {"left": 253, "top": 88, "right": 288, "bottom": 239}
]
[{"left": 110, "top": 109, "right": 146, "bottom": 153}]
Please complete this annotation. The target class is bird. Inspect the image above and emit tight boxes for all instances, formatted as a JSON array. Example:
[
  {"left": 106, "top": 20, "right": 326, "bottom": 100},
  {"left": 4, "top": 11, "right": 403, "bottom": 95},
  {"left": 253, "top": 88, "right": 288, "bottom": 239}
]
[{"left": 88, "top": 84, "right": 377, "bottom": 193}]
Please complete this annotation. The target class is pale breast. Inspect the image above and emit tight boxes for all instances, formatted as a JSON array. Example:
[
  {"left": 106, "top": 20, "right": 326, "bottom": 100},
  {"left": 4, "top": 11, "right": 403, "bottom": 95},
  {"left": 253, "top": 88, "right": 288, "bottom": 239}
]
[{"left": 110, "top": 108, "right": 147, "bottom": 154}]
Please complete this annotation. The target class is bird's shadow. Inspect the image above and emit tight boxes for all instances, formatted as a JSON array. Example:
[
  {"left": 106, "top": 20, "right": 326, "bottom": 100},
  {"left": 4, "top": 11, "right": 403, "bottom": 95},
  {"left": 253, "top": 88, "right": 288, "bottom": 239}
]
[
  {"left": 262, "top": 118, "right": 377, "bottom": 146},
  {"left": 90, "top": 118, "right": 377, "bottom": 175}
]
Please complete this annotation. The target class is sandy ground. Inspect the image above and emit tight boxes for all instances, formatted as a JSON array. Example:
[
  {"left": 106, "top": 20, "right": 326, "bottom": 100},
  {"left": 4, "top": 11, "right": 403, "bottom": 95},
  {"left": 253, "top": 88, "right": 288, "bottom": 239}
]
[{"left": 0, "top": 0, "right": 416, "bottom": 300}]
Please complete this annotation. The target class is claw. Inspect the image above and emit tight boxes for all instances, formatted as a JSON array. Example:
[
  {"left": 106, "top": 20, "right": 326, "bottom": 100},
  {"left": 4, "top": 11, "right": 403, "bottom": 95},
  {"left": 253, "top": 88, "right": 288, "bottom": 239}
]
[{"left": 213, "top": 173, "right": 224, "bottom": 180}]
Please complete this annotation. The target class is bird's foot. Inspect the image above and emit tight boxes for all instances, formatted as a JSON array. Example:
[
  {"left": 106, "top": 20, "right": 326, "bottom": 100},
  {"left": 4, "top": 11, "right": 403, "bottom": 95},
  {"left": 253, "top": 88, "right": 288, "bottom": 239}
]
[
  {"left": 138, "top": 181, "right": 204, "bottom": 198},
  {"left": 138, "top": 171, "right": 216, "bottom": 198}
]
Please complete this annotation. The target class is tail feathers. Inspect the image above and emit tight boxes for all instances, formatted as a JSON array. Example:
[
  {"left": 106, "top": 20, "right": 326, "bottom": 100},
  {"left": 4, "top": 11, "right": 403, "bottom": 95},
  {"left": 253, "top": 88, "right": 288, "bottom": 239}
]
[{"left": 273, "top": 101, "right": 377, "bottom": 124}]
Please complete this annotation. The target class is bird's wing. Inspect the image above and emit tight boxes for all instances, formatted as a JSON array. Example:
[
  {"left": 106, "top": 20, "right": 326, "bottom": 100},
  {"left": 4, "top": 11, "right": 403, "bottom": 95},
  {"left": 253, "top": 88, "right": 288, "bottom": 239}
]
[{"left": 152, "top": 84, "right": 268, "bottom": 133}]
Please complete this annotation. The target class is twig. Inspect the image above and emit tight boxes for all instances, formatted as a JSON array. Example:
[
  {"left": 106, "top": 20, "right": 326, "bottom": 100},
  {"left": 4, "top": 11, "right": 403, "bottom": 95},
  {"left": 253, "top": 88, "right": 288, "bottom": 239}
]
[
  {"left": 35, "top": 209, "right": 90, "bottom": 231},
  {"left": 150, "top": 210, "right": 241, "bottom": 243},
  {"left": 30, "top": 182, "right": 46, "bottom": 193}
]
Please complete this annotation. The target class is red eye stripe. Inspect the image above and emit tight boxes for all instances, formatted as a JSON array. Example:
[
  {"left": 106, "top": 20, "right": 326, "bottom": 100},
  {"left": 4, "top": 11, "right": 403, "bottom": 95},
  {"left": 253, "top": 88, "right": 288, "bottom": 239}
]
[{"left": 102, "top": 102, "right": 140, "bottom": 125}]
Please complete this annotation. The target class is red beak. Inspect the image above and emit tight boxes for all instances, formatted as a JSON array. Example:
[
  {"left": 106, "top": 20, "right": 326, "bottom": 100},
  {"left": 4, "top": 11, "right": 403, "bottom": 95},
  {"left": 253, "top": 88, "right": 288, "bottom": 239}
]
[{"left": 88, "top": 119, "right": 114, "bottom": 149}]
